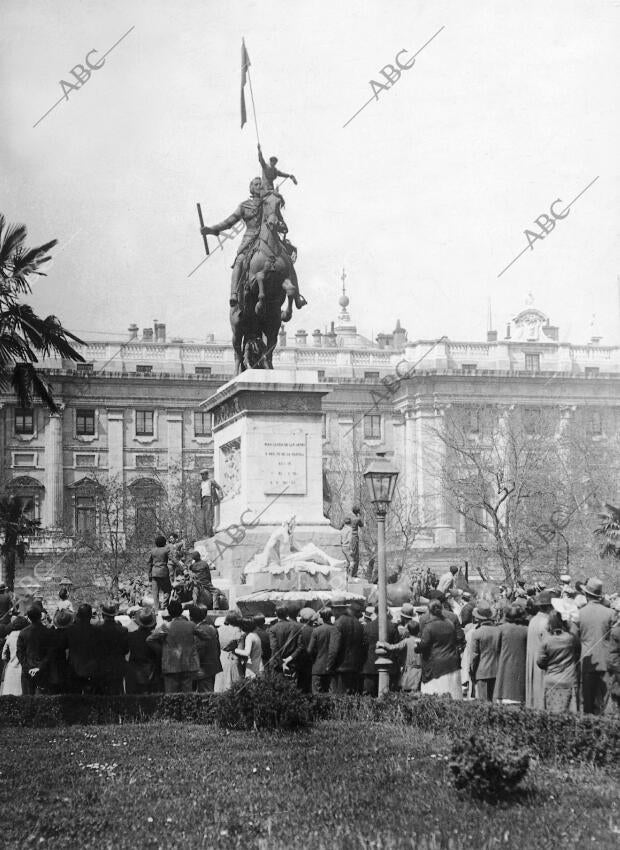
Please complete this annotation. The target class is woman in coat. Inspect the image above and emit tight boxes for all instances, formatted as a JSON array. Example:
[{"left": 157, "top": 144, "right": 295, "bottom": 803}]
[
  {"left": 537, "top": 610, "right": 580, "bottom": 713},
  {"left": 493, "top": 605, "right": 528, "bottom": 705},
  {"left": 214, "top": 612, "right": 244, "bottom": 692},
  {"left": 416, "top": 600, "right": 462, "bottom": 699},
  {"left": 0, "top": 616, "right": 28, "bottom": 696}
]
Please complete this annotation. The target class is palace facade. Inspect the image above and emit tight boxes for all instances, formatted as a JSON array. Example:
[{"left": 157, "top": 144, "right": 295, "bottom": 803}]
[{"left": 2, "top": 290, "right": 620, "bottom": 572}]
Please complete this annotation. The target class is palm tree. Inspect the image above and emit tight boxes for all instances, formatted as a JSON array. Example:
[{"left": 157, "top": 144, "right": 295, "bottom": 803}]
[
  {"left": 0, "top": 214, "right": 84, "bottom": 412},
  {"left": 0, "top": 494, "right": 40, "bottom": 591},
  {"left": 594, "top": 502, "right": 620, "bottom": 559}
]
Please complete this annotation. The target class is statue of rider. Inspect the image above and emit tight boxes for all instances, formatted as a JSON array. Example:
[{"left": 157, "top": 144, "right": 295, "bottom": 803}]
[{"left": 200, "top": 171, "right": 306, "bottom": 311}]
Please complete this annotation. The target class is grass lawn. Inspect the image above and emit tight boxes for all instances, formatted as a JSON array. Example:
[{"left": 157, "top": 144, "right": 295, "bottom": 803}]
[{"left": 1, "top": 722, "right": 618, "bottom": 849}]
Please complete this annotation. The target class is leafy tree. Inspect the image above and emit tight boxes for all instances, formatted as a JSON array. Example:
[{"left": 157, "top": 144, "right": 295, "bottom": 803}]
[
  {"left": 0, "top": 214, "right": 83, "bottom": 410},
  {"left": 0, "top": 494, "right": 40, "bottom": 590}
]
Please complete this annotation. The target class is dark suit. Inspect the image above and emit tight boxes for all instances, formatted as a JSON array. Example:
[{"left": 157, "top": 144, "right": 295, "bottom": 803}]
[
  {"left": 194, "top": 621, "right": 222, "bottom": 692},
  {"left": 97, "top": 619, "right": 129, "bottom": 695},
  {"left": 290, "top": 623, "right": 314, "bottom": 693},
  {"left": 268, "top": 619, "right": 302, "bottom": 672},
  {"left": 255, "top": 626, "right": 271, "bottom": 665},
  {"left": 16, "top": 621, "right": 56, "bottom": 694},
  {"left": 126, "top": 627, "right": 160, "bottom": 694},
  {"left": 329, "top": 613, "right": 366, "bottom": 694},
  {"left": 308, "top": 623, "right": 340, "bottom": 692},
  {"left": 66, "top": 620, "right": 103, "bottom": 693}
]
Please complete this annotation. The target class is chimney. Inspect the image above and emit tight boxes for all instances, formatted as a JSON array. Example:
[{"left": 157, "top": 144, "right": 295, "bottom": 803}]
[
  {"left": 128, "top": 323, "right": 139, "bottom": 340},
  {"left": 487, "top": 330, "right": 498, "bottom": 342},
  {"left": 154, "top": 322, "right": 166, "bottom": 343},
  {"left": 505, "top": 323, "right": 511, "bottom": 340},
  {"left": 392, "top": 319, "right": 407, "bottom": 349},
  {"left": 312, "top": 329, "right": 322, "bottom": 347},
  {"left": 325, "top": 321, "right": 337, "bottom": 348},
  {"left": 295, "top": 329, "right": 307, "bottom": 346},
  {"left": 590, "top": 335, "right": 602, "bottom": 346},
  {"left": 278, "top": 326, "right": 287, "bottom": 347},
  {"left": 376, "top": 333, "right": 387, "bottom": 349},
  {"left": 143, "top": 328, "right": 154, "bottom": 342}
]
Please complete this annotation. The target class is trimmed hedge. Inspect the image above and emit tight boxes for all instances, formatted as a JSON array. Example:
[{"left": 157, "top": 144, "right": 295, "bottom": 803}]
[{"left": 1, "top": 690, "right": 619, "bottom": 765}]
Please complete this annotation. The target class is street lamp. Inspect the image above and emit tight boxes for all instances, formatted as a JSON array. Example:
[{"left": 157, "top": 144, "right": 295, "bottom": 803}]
[{"left": 363, "top": 449, "right": 399, "bottom": 696}]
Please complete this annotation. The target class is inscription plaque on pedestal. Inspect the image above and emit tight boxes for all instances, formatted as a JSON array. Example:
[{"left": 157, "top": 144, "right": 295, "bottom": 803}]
[{"left": 264, "top": 432, "right": 307, "bottom": 495}]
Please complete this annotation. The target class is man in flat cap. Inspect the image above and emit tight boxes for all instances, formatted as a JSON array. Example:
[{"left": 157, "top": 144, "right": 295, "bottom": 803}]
[{"left": 199, "top": 469, "right": 223, "bottom": 538}]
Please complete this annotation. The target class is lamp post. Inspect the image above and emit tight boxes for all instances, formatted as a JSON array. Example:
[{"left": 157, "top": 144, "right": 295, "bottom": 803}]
[{"left": 363, "top": 449, "right": 399, "bottom": 697}]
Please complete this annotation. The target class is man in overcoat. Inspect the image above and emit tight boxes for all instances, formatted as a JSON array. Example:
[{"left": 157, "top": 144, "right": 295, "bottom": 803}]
[
  {"left": 328, "top": 599, "right": 366, "bottom": 694},
  {"left": 307, "top": 607, "right": 340, "bottom": 693},
  {"left": 578, "top": 577, "right": 614, "bottom": 714}
]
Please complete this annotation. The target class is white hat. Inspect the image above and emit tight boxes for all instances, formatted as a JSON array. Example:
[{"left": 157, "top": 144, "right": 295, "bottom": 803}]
[{"left": 560, "top": 574, "right": 571, "bottom": 584}]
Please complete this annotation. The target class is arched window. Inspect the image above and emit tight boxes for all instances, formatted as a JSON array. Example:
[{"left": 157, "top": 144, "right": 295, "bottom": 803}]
[
  {"left": 129, "top": 478, "right": 165, "bottom": 542},
  {"left": 6, "top": 476, "right": 44, "bottom": 522}
]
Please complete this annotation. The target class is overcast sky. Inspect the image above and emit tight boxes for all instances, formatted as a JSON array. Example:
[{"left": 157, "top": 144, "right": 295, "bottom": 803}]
[{"left": 2, "top": 0, "right": 619, "bottom": 346}]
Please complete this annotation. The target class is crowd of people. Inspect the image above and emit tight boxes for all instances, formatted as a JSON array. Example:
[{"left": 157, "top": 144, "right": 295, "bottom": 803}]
[{"left": 1, "top": 557, "right": 619, "bottom": 716}]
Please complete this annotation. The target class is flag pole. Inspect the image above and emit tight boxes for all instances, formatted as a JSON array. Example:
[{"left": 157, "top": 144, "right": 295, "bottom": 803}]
[{"left": 246, "top": 64, "right": 261, "bottom": 147}]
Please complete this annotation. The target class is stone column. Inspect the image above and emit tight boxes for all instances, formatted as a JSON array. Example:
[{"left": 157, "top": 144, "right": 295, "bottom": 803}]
[
  {"left": 43, "top": 410, "right": 64, "bottom": 528},
  {"left": 106, "top": 409, "right": 125, "bottom": 532},
  {"left": 166, "top": 409, "right": 184, "bottom": 497}
]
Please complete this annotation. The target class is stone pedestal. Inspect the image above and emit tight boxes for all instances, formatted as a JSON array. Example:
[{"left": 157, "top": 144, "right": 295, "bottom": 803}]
[{"left": 195, "top": 370, "right": 343, "bottom": 606}]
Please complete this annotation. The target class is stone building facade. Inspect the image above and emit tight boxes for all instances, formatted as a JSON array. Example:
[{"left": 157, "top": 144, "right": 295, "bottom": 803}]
[{"left": 2, "top": 292, "right": 619, "bottom": 572}]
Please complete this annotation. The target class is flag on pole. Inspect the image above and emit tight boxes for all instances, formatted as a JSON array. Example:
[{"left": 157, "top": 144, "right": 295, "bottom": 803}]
[{"left": 241, "top": 38, "right": 251, "bottom": 128}]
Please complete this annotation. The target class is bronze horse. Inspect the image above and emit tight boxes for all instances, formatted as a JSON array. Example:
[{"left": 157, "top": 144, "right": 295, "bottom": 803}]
[{"left": 230, "top": 190, "right": 299, "bottom": 374}]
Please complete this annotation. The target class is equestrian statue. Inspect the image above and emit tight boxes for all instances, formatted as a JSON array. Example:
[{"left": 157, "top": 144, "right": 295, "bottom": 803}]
[{"left": 200, "top": 146, "right": 306, "bottom": 374}]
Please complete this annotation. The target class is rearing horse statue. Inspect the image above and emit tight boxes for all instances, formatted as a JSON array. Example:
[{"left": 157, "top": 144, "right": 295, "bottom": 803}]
[{"left": 230, "top": 190, "right": 304, "bottom": 374}]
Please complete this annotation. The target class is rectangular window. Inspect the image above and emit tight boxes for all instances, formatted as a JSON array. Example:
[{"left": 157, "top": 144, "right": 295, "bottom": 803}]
[
  {"left": 364, "top": 414, "right": 382, "bottom": 439},
  {"left": 136, "top": 364, "right": 153, "bottom": 375},
  {"left": 135, "top": 454, "right": 156, "bottom": 468},
  {"left": 317, "top": 369, "right": 325, "bottom": 380},
  {"left": 14, "top": 453, "right": 36, "bottom": 468},
  {"left": 525, "top": 353, "right": 540, "bottom": 373},
  {"left": 364, "top": 371, "right": 380, "bottom": 380},
  {"left": 76, "top": 363, "right": 94, "bottom": 374},
  {"left": 136, "top": 410, "right": 154, "bottom": 436},
  {"left": 76, "top": 408, "right": 95, "bottom": 436},
  {"left": 75, "top": 453, "right": 97, "bottom": 468},
  {"left": 589, "top": 410, "right": 603, "bottom": 436},
  {"left": 15, "top": 409, "right": 34, "bottom": 435},
  {"left": 462, "top": 363, "right": 477, "bottom": 374},
  {"left": 585, "top": 367, "right": 599, "bottom": 378},
  {"left": 468, "top": 409, "right": 480, "bottom": 434},
  {"left": 75, "top": 496, "right": 96, "bottom": 536},
  {"left": 194, "top": 411, "right": 211, "bottom": 437},
  {"left": 195, "top": 366, "right": 212, "bottom": 377},
  {"left": 524, "top": 408, "right": 541, "bottom": 435}
]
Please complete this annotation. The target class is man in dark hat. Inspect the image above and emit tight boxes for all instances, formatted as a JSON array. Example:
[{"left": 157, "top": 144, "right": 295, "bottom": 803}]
[
  {"left": 65, "top": 604, "right": 102, "bottom": 694},
  {"left": 126, "top": 608, "right": 160, "bottom": 694},
  {"left": 578, "top": 578, "right": 614, "bottom": 715},
  {"left": 470, "top": 604, "right": 501, "bottom": 701},
  {"left": 147, "top": 599, "right": 205, "bottom": 693},
  {"left": 96, "top": 603, "right": 129, "bottom": 695},
  {"left": 328, "top": 599, "right": 367, "bottom": 694},
  {"left": 307, "top": 608, "right": 339, "bottom": 693},
  {"left": 268, "top": 605, "right": 302, "bottom": 675},
  {"left": 16, "top": 605, "right": 55, "bottom": 695}
]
